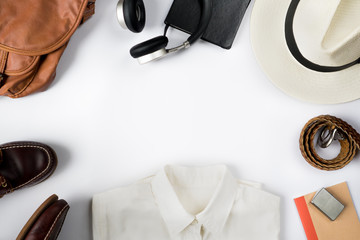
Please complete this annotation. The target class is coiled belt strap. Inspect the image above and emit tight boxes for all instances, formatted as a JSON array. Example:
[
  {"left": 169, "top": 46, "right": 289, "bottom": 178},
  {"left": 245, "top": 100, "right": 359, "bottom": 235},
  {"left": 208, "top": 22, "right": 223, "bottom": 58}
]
[{"left": 299, "top": 115, "right": 360, "bottom": 171}]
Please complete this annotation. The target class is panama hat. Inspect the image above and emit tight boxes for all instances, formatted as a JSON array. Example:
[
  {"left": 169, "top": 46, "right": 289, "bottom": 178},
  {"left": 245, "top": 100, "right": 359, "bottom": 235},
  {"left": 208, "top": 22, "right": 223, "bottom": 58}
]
[{"left": 250, "top": 0, "right": 360, "bottom": 104}]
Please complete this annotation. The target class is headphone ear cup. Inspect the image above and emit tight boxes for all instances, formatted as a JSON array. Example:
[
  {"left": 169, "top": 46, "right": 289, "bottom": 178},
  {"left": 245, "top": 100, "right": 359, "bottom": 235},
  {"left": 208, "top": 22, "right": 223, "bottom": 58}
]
[
  {"left": 118, "top": 0, "right": 146, "bottom": 33},
  {"left": 130, "top": 36, "right": 169, "bottom": 58}
]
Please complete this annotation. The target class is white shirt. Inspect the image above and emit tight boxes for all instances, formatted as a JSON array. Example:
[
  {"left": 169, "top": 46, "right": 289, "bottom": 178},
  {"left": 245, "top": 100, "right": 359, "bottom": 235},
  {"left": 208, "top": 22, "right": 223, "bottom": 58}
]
[{"left": 92, "top": 165, "right": 280, "bottom": 240}]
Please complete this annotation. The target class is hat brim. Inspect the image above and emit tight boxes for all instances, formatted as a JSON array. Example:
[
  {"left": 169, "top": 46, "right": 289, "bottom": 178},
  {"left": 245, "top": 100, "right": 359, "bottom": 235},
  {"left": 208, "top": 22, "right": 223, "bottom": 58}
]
[{"left": 250, "top": 0, "right": 360, "bottom": 104}]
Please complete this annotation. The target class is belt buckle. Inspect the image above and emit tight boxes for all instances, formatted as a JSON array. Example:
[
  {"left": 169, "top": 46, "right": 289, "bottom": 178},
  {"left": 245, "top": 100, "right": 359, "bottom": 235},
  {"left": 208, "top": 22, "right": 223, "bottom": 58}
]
[{"left": 318, "top": 126, "right": 344, "bottom": 148}]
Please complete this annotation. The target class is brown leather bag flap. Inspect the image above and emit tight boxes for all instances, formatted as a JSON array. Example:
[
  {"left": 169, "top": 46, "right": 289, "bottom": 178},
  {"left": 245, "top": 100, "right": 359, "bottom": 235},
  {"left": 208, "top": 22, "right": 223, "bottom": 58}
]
[{"left": 0, "top": 0, "right": 89, "bottom": 56}]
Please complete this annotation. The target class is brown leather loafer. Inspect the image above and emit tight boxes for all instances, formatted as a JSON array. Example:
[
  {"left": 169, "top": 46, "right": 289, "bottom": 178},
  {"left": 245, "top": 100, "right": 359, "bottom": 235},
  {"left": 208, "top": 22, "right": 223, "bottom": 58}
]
[
  {"left": 17, "top": 194, "right": 70, "bottom": 240},
  {"left": 0, "top": 141, "right": 57, "bottom": 198}
]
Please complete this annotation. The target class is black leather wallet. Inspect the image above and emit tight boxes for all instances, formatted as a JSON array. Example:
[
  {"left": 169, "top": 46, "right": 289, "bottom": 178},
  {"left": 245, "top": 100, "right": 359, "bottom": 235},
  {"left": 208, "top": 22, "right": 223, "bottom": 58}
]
[{"left": 164, "top": 0, "right": 251, "bottom": 49}]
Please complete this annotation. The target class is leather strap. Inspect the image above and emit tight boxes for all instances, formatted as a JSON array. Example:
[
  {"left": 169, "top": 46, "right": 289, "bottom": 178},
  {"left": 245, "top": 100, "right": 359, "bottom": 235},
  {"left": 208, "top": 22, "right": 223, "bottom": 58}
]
[
  {"left": 0, "top": 50, "right": 8, "bottom": 74},
  {"left": 0, "top": 47, "right": 9, "bottom": 86},
  {"left": 81, "top": 0, "right": 96, "bottom": 24},
  {"left": 0, "top": 175, "right": 13, "bottom": 198},
  {"left": 300, "top": 115, "right": 360, "bottom": 171}
]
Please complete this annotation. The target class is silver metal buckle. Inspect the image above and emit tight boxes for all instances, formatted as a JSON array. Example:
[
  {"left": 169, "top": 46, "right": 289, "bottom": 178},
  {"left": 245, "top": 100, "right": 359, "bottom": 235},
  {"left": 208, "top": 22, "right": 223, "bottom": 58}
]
[{"left": 318, "top": 127, "right": 344, "bottom": 148}]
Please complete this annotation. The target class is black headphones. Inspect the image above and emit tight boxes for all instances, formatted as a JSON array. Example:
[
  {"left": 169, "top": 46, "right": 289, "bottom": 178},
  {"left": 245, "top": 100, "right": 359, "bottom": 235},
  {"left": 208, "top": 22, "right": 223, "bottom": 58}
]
[{"left": 116, "top": 0, "right": 212, "bottom": 64}]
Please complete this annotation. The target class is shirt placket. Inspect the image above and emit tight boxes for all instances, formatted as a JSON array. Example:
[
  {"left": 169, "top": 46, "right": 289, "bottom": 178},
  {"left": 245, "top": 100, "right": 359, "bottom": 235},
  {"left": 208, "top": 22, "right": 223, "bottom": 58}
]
[{"left": 186, "top": 219, "right": 204, "bottom": 240}]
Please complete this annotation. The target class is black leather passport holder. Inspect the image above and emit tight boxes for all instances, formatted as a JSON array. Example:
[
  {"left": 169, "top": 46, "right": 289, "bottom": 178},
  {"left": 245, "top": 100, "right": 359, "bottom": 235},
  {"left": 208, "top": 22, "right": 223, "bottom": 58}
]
[{"left": 164, "top": 0, "right": 251, "bottom": 49}]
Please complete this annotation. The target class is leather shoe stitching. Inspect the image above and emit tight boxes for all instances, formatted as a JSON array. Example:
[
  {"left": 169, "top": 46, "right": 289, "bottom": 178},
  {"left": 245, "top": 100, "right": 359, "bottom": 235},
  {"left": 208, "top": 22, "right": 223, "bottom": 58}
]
[
  {"left": 0, "top": 144, "right": 55, "bottom": 190},
  {"left": 44, "top": 204, "right": 69, "bottom": 240},
  {"left": 0, "top": 176, "right": 13, "bottom": 198}
]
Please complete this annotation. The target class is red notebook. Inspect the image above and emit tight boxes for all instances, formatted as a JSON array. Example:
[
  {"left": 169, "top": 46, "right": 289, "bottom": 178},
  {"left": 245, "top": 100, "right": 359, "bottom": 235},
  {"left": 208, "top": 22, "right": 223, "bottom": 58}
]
[{"left": 294, "top": 182, "right": 360, "bottom": 240}]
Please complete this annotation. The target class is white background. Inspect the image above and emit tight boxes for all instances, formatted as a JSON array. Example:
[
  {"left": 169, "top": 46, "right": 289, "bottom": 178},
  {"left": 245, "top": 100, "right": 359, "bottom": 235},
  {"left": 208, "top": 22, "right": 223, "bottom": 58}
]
[{"left": 1, "top": 0, "right": 360, "bottom": 239}]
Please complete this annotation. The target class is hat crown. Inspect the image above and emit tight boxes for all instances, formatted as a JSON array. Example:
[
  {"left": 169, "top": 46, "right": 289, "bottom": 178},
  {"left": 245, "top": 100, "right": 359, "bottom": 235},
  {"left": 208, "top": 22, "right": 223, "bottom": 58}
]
[{"left": 294, "top": 0, "right": 360, "bottom": 66}]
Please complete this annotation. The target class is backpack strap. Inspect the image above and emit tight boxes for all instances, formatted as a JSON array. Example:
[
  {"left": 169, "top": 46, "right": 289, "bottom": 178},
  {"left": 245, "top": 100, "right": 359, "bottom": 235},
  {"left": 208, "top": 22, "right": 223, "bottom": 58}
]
[
  {"left": 81, "top": 0, "right": 96, "bottom": 24},
  {"left": 0, "top": 50, "right": 8, "bottom": 74},
  {"left": 0, "top": 50, "right": 8, "bottom": 85}
]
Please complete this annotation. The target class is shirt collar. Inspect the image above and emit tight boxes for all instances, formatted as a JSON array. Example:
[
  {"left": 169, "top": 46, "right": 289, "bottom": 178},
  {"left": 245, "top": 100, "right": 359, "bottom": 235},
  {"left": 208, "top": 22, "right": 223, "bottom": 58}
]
[{"left": 151, "top": 165, "right": 238, "bottom": 238}]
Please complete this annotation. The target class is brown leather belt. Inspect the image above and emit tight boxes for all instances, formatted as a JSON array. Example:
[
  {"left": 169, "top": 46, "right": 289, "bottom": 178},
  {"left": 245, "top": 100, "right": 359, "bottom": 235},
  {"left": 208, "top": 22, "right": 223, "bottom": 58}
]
[{"left": 299, "top": 115, "right": 360, "bottom": 171}]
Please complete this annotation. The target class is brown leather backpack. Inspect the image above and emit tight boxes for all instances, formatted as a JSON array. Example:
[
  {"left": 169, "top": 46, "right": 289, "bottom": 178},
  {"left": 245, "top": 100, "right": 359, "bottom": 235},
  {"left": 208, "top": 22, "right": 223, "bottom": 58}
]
[{"left": 0, "top": 0, "right": 95, "bottom": 98}]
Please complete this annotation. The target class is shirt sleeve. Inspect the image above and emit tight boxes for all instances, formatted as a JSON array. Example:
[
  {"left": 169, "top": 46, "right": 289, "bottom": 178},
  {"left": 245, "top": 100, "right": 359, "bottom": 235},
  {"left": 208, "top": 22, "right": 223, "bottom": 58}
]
[
  {"left": 92, "top": 192, "right": 108, "bottom": 240},
  {"left": 233, "top": 186, "right": 281, "bottom": 240}
]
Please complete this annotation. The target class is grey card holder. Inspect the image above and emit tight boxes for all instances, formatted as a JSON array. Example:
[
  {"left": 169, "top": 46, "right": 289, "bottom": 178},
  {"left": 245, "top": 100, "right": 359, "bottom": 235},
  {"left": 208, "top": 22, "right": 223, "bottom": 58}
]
[{"left": 311, "top": 188, "right": 345, "bottom": 221}]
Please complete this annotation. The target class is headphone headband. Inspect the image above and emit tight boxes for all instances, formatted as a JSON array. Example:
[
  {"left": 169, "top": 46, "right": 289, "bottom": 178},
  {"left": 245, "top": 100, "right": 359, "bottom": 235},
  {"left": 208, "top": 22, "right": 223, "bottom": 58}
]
[
  {"left": 187, "top": 0, "right": 212, "bottom": 45},
  {"left": 165, "top": 0, "right": 213, "bottom": 53},
  {"left": 121, "top": 0, "right": 212, "bottom": 64}
]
